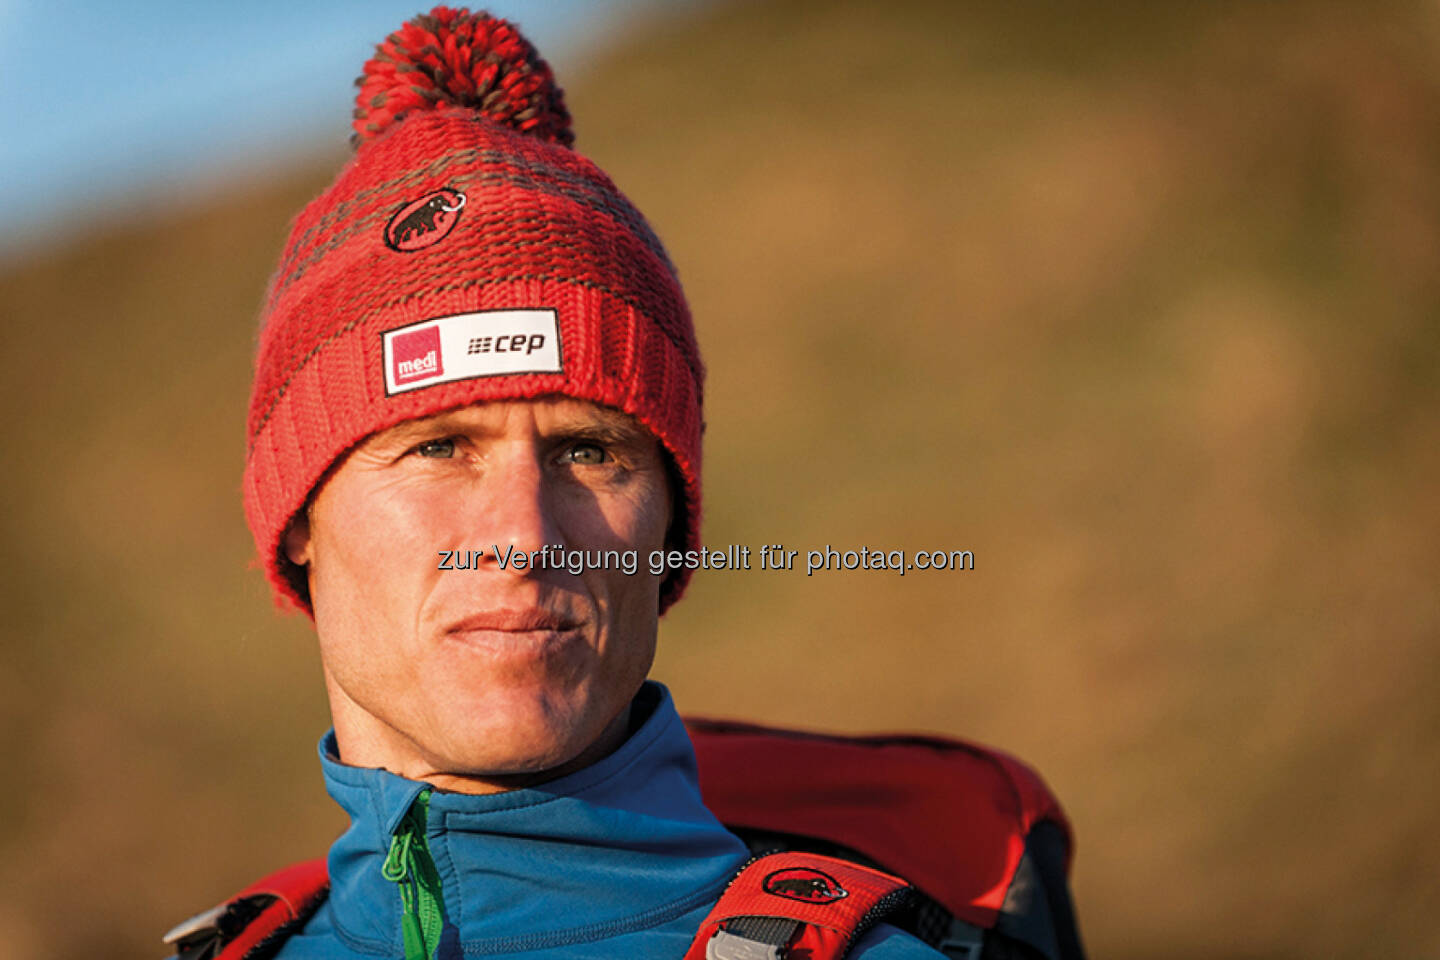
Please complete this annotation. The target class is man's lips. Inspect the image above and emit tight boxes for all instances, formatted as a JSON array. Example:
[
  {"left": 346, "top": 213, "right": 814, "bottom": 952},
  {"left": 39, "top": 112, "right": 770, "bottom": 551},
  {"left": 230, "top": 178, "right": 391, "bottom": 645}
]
[{"left": 444, "top": 609, "right": 581, "bottom": 634}]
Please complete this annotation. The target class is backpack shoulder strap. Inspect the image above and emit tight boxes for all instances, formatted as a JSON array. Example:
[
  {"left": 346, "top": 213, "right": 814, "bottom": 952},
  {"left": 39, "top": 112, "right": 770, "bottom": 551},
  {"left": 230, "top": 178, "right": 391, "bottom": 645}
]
[
  {"left": 685, "top": 718, "right": 1086, "bottom": 959},
  {"left": 162, "top": 858, "right": 330, "bottom": 960},
  {"left": 685, "top": 718, "right": 1073, "bottom": 931},
  {"left": 685, "top": 851, "right": 911, "bottom": 960}
]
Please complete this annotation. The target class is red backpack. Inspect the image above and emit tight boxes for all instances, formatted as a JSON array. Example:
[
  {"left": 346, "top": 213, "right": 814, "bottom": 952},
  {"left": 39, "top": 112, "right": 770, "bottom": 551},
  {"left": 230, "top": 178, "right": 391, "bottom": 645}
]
[{"left": 163, "top": 719, "right": 1084, "bottom": 960}]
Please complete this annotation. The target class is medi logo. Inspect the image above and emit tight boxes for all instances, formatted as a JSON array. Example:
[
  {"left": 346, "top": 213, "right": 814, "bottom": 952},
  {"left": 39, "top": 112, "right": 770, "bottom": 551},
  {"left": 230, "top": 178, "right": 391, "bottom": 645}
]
[{"left": 391, "top": 325, "right": 443, "bottom": 385}]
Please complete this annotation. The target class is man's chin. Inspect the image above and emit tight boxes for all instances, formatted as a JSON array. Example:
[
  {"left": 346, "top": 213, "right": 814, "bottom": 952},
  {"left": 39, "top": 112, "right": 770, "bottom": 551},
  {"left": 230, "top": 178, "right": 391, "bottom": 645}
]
[{"left": 424, "top": 701, "right": 603, "bottom": 783}]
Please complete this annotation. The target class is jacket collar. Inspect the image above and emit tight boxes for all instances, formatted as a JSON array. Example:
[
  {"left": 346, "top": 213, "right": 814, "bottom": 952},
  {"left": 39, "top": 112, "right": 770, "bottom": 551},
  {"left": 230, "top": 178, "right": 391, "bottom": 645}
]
[{"left": 317, "top": 681, "right": 749, "bottom": 955}]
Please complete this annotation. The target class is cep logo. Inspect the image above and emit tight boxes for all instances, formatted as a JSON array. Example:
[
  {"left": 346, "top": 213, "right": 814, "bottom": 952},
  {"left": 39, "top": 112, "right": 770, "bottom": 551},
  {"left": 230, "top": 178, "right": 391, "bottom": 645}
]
[
  {"left": 385, "top": 188, "right": 466, "bottom": 252},
  {"left": 762, "top": 867, "right": 848, "bottom": 904},
  {"left": 391, "top": 325, "right": 444, "bottom": 386}
]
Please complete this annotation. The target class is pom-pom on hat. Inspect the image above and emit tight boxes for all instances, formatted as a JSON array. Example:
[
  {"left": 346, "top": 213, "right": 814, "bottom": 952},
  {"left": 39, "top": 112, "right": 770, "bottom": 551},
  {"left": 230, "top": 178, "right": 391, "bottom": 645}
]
[
  {"left": 243, "top": 6, "right": 704, "bottom": 614},
  {"left": 352, "top": 7, "right": 573, "bottom": 148}
]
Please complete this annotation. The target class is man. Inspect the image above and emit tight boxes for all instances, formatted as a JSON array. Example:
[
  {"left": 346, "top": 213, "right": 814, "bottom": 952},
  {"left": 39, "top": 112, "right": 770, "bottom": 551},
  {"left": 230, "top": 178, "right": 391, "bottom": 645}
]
[{"left": 223, "top": 7, "right": 949, "bottom": 959}]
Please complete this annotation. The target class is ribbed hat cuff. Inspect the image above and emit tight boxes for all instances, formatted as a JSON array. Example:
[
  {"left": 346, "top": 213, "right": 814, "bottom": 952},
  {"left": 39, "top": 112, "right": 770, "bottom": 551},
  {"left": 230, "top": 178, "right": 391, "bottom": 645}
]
[{"left": 242, "top": 280, "right": 701, "bottom": 615}]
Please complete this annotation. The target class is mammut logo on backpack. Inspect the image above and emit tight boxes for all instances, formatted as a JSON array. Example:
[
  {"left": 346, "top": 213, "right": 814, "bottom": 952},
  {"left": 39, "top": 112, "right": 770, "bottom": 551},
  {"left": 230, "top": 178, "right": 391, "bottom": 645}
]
[
  {"left": 762, "top": 867, "right": 848, "bottom": 904},
  {"left": 384, "top": 188, "right": 466, "bottom": 252}
]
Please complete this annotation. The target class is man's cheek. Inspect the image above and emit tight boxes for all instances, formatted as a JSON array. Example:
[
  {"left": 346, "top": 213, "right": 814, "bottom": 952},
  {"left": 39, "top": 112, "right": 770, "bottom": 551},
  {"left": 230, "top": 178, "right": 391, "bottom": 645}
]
[
  {"left": 601, "top": 486, "right": 672, "bottom": 549},
  {"left": 335, "top": 499, "right": 444, "bottom": 568}
]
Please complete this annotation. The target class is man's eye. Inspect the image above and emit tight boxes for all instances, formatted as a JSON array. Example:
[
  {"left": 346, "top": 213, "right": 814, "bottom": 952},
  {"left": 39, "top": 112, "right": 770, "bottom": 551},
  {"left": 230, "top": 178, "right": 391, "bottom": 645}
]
[
  {"left": 413, "top": 438, "right": 456, "bottom": 458},
  {"left": 562, "top": 443, "right": 609, "bottom": 465}
]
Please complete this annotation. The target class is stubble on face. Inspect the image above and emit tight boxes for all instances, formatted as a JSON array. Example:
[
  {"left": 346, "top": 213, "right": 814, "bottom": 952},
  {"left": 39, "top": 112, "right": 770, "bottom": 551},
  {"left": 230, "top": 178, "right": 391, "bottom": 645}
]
[{"left": 285, "top": 398, "right": 674, "bottom": 793}]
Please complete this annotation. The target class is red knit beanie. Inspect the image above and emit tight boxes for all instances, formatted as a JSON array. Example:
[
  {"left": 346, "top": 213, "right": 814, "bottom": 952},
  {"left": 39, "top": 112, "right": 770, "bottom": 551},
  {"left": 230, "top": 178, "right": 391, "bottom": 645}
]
[{"left": 243, "top": 6, "right": 704, "bottom": 615}]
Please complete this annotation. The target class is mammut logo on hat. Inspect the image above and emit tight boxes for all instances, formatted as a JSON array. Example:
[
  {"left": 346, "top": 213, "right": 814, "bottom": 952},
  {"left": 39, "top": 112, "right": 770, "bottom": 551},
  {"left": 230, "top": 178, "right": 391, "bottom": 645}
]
[
  {"left": 762, "top": 867, "right": 848, "bottom": 904},
  {"left": 384, "top": 188, "right": 466, "bottom": 252},
  {"left": 391, "top": 325, "right": 444, "bottom": 385}
]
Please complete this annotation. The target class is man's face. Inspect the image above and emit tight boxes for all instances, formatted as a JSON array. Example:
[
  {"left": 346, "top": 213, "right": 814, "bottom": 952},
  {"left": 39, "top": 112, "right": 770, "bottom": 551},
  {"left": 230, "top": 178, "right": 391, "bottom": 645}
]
[{"left": 285, "top": 397, "right": 672, "bottom": 786}]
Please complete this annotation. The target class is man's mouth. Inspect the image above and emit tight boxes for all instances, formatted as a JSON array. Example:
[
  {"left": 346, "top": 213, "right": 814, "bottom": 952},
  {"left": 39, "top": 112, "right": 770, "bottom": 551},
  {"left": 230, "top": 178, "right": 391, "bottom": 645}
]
[{"left": 444, "top": 608, "right": 581, "bottom": 635}]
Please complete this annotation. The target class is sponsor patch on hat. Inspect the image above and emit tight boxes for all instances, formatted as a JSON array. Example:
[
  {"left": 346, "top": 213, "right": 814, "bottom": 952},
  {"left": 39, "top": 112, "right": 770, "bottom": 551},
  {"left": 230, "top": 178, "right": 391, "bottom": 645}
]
[
  {"left": 384, "top": 188, "right": 466, "bottom": 252},
  {"left": 382, "top": 309, "right": 562, "bottom": 395}
]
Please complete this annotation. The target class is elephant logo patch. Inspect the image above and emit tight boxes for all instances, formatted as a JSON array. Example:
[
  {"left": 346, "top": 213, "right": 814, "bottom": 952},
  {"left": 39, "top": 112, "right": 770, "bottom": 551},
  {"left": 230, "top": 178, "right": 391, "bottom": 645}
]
[
  {"left": 762, "top": 867, "right": 848, "bottom": 904},
  {"left": 385, "top": 188, "right": 466, "bottom": 252}
]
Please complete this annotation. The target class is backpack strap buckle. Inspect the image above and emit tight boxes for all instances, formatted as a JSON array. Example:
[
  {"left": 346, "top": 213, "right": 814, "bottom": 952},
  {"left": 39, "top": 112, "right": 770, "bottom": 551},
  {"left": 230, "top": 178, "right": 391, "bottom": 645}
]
[
  {"left": 706, "top": 927, "right": 790, "bottom": 960},
  {"left": 686, "top": 852, "right": 911, "bottom": 960}
]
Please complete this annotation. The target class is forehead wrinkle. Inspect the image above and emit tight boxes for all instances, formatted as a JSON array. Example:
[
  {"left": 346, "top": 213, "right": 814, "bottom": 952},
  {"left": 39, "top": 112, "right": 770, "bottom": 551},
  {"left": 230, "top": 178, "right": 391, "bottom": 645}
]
[
  {"left": 361, "top": 411, "right": 477, "bottom": 449},
  {"left": 364, "top": 400, "right": 652, "bottom": 449}
]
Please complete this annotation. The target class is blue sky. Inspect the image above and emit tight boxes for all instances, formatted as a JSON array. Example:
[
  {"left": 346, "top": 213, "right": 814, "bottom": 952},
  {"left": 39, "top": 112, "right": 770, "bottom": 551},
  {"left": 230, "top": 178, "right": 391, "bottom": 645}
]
[{"left": 0, "top": 0, "right": 695, "bottom": 259}]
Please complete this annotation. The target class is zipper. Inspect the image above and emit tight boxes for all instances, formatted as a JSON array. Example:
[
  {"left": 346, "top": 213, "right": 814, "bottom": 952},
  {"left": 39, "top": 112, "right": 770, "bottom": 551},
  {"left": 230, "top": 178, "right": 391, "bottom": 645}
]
[{"left": 381, "top": 789, "right": 447, "bottom": 960}]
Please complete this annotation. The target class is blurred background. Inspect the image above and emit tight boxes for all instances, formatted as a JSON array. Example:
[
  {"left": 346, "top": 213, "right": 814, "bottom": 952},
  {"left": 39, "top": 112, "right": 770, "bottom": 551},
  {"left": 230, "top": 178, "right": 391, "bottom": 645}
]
[{"left": 2, "top": 0, "right": 1438, "bottom": 957}]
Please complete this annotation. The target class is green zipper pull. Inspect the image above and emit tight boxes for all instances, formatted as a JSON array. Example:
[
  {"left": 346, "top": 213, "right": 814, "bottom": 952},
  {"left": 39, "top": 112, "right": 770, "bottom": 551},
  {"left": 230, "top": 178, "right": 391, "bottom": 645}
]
[{"left": 381, "top": 789, "right": 447, "bottom": 960}]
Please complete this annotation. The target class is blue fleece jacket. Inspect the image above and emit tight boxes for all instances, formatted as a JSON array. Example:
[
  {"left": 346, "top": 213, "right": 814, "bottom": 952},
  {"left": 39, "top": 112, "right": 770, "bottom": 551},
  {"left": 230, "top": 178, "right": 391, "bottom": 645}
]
[{"left": 271, "top": 682, "right": 941, "bottom": 959}]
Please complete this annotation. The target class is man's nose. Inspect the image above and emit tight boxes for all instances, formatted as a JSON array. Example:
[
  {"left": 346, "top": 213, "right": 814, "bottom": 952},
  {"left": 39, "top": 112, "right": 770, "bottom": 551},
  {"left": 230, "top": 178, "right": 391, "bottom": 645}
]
[{"left": 473, "top": 444, "right": 565, "bottom": 563}]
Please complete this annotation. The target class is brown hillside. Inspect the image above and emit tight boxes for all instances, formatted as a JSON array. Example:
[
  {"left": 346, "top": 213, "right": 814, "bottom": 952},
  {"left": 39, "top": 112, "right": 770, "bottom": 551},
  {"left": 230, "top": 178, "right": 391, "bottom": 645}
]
[{"left": 1, "top": 1, "right": 1437, "bottom": 957}]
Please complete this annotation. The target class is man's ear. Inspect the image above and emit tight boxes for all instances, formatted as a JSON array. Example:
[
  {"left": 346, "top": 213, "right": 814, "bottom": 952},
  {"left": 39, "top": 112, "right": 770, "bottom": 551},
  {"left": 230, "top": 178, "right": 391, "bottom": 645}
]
[{"left": 283, "top": 508, "right": 313, "bottom": 567}]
